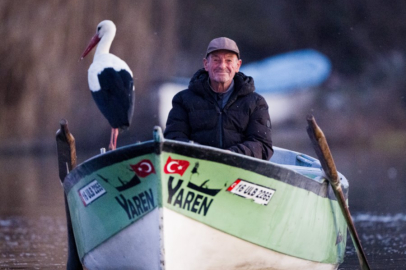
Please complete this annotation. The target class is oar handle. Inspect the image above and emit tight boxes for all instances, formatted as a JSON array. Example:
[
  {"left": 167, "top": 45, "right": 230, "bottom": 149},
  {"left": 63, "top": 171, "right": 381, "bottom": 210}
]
[
  {"left": 306, "top": 115, "right": 371, "bottom": 270},
  {"left": 55, "top": 119, "right": 83, "bottom": 270}
]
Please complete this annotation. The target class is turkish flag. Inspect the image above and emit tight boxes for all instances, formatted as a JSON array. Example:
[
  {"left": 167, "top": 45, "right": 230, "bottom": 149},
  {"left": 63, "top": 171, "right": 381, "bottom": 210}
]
[
  {"left": 130, "top": 159, "right": 156, "bottom": 178},
  {"left": 164, "top": 156, "right": 190, "bottom": 176}
]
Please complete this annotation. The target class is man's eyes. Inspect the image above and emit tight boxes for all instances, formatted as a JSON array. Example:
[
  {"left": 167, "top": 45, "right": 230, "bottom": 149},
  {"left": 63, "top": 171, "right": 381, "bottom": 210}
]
[{"left": 213, "top": 58, "right": 233, "bottom": 62}]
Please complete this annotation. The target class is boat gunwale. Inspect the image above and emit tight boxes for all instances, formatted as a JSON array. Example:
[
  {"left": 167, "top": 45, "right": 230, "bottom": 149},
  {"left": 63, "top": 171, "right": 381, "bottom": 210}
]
[
  {"left": 63, "top": 140, "right": 155, "bottom": 193},
  {"left": 63, "top": 139, "right": 348, "bottom": 200},
  {"left": 162, "top": 140, "right": 347, "bottom": 200}
]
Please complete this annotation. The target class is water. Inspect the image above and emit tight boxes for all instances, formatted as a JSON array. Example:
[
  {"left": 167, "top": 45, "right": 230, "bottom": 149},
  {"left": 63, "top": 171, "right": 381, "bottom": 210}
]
[
  {"left": 0, "top": 155, "right": 67, "bottom": 269},
  {"left": 0, "top": 146, "right": 405, "bottom": 269},
  {"left": 340, "top": 213, "right": 406, "bottom": 269}
]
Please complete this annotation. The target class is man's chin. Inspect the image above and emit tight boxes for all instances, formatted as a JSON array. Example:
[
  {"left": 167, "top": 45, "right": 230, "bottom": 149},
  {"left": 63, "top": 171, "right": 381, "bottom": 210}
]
[{"left": 214, "top": 75, "right": 230, "bottom": 83}]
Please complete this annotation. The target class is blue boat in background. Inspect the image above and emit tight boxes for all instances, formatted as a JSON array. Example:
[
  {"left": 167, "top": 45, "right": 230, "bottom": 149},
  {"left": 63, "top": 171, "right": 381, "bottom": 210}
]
[{"left": 240, "top": 49, "right": 331, "bottom": 94}]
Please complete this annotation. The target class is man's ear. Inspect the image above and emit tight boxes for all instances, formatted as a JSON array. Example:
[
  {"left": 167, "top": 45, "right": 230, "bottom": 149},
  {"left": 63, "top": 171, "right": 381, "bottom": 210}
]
[
  {"left": 236, "top": 59, "right": 242, "bottom": 71},
  {"left": 203, "top": 58, "right": 209, "bottom": 71}
]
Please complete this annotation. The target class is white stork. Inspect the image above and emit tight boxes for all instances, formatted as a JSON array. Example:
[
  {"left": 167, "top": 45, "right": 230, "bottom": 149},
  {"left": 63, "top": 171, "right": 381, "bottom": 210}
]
[{"left": 81, "top": 20, "right": 134, "bottom": 151}]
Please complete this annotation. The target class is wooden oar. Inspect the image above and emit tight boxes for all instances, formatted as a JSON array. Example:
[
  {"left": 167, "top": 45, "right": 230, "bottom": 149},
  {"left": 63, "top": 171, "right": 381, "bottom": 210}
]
[
  {"left": 56, "top": 119, "right": 83, "bottom": 270},
  {"left": 306, "top": 115, "right": 371, "bottom": 270}
]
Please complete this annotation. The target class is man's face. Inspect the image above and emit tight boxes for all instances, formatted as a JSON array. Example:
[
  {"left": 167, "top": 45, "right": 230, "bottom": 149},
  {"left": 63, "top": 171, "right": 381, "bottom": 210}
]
[{"left": 204, "top": 50, "right": 242, "bottom": 87}]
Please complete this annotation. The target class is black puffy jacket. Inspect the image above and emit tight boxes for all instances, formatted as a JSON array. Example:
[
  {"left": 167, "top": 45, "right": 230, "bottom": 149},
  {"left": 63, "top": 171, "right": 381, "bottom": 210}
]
[{"left": 164, "top": 69, "right": 273, "bottom": 160}]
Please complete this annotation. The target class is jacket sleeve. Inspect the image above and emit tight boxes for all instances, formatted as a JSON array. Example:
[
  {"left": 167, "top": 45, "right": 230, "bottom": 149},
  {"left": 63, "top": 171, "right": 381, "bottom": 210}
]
[
  {"left": 164, "top": 91, "right": 191, "bottom": 142},
  {"left": 228, "top": 95, "right": 274, "bottom": 160}
]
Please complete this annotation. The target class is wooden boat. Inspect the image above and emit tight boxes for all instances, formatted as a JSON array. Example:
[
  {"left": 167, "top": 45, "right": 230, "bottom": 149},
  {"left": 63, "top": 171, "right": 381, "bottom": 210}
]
[{"left": 62, "top": 126, "right": 348, "bottom": 270}]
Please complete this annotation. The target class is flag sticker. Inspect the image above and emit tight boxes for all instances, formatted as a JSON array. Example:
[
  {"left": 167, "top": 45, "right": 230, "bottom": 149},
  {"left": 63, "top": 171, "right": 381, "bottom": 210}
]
[
  {"left": 78, "top": 180, "right": 107, "bottom": 206},
  {"left": 227, "top": 179, "right": 275, "bottom": 205},
  {"left": 164, "top": 156, "right": 190, "bottom": 176},
  {"left": 131, "top": 159, "right": 156, "bottom": 178}
]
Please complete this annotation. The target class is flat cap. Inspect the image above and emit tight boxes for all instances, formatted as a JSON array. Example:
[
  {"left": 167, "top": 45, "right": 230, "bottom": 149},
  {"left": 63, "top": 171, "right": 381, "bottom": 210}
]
[{"left": 206, "top": 37, "right": 240, "bottom": 59}]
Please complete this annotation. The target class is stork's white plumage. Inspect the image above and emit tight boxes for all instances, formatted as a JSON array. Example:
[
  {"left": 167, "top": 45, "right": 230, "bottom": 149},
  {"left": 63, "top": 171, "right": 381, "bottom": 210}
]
[{"left": 81, "top": 20, "right": 135, "bottom": 151}]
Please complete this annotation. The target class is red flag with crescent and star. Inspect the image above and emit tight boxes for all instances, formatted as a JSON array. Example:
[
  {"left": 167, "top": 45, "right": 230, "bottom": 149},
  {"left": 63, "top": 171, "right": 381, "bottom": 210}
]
[
  {"left": 164, "top": 156, "right": 190, "bottom": 176},
  {"left": 130, "top": 159, "right": 156, "bottom": 178}
]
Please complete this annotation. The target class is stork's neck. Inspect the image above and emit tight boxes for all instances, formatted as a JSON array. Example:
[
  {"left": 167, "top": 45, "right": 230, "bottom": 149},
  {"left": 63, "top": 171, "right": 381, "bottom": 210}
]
[{"left": 94, "top": 31, "right": 115, "bottom": 57}]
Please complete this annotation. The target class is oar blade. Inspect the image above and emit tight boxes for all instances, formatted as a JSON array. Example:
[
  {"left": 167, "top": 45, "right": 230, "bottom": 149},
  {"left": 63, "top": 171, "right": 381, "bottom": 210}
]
[
  {"left": 306, "top": 115, "right": 339, "bottom": 185},
  {"left": 56, "top": 119, "right": 77, "bottom": 182}
]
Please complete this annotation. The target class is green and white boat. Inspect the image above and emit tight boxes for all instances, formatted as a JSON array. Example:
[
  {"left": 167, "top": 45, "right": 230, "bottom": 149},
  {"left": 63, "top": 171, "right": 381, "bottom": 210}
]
[{"left": 63, "top": 126, "right": 348, "bottom": 270}]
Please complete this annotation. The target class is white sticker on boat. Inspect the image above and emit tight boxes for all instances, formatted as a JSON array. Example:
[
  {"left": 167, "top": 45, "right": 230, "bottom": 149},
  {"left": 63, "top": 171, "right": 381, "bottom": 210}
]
[
  {"left": 78, "top": 180, "right": 107, "bottom": 206},
  {"left": 227, "top": 179, "right": 275, "bottom": 205}
]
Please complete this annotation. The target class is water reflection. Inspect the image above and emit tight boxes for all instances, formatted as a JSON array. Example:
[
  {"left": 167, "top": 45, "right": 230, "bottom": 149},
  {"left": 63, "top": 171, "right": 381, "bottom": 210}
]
[
  {"left": 0, "top": 215, "right": 67, "bottom": 269},
  {"left": 0, "top": 155, "right": 66, "bottom": 269},
  {"left": 0, "top": 147, "right": 405, "bottom": 269},
  {"left": 0, "top": 155, "right": 65, "bottom": 215}
]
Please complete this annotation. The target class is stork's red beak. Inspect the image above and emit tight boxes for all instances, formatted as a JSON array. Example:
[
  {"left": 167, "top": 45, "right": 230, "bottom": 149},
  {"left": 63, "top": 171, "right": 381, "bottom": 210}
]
[{"left": 80, "top": 33, "right": 101, "bottom": 60}]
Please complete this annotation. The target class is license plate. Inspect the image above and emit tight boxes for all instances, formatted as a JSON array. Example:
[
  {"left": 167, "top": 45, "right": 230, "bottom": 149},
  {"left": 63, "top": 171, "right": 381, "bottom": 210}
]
[
  {"left": 227, "top": 179, "right": 275, "bottom": 205},
  {"left": 78, "top": 180, "right": 107, "bottom": 206}
]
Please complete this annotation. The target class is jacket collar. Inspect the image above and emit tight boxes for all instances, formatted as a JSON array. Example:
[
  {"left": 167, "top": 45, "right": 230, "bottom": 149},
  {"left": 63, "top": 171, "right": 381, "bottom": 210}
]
[{"left": 188, "top": 68, "right": 255, "bottom": 99}]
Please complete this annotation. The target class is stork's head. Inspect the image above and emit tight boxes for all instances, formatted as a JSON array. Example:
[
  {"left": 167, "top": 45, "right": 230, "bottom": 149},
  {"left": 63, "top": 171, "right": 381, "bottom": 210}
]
[{"left": 80, "top": 20, "right": 117, "bottom": 59}]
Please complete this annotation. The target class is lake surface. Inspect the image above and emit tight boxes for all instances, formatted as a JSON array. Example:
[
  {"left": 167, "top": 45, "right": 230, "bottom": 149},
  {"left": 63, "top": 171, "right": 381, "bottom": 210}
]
[{"left": 0, "top": 145, "right": 405, "bottom": 269}]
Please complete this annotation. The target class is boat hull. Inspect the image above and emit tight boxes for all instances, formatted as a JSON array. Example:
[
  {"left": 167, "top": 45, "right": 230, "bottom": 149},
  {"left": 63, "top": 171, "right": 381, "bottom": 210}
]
[
  {"left": 83, "top": 208, "right": 161, "bottom": 270},
  {"left": 162, "top": 208, "right": 338, "bottom": 270},
  {"left": 64, "top": 135, "right": 348, "bottom": 270}
]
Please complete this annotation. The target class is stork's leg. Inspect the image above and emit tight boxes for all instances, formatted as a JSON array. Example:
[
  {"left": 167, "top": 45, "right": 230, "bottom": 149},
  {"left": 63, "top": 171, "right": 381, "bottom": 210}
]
[{"left": 109, "top": 128, "right": 119, "bottom": 150}]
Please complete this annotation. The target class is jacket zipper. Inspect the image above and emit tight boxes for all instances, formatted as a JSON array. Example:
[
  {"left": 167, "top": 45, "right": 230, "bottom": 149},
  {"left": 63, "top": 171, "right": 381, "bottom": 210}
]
[{"left": 219, "top": 110, "right": 223, "bottom": 148}]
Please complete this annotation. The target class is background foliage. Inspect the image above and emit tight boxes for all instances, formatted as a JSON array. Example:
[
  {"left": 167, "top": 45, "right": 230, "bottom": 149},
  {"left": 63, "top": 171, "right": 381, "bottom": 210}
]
[{"left": 1, "top": 0, "right": 405, "bottom": 152}]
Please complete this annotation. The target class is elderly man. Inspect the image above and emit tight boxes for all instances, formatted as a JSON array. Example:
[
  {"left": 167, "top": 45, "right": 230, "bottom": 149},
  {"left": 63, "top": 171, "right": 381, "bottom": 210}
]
[{"left": 164, "top": 37, "right": 273, "bottom": 160}]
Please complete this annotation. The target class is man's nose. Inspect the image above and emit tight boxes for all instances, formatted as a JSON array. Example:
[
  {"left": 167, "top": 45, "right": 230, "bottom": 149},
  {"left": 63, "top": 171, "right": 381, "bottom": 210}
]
[{"left": 218, "top": 59, "right": 227, "bottom": 68}]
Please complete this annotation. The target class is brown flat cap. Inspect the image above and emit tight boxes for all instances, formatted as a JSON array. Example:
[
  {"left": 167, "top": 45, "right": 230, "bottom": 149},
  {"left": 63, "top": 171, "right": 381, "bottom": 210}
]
[{"left": 206, "top": 37, "right": 240, "bottom": 59}]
